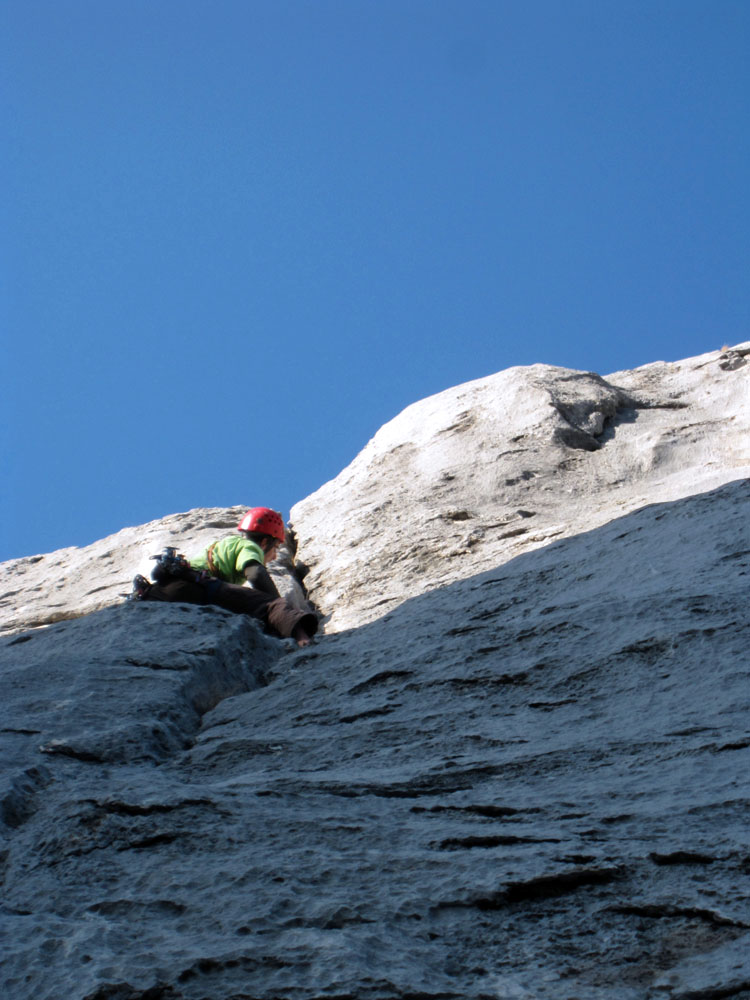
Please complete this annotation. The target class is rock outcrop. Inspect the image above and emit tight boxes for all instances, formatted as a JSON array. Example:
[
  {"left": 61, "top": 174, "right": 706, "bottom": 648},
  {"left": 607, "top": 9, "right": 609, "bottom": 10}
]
[
  {"left": 291, "top": 345, "right": 749, "bottom": 632},
  {"left": 1, "top": 345, "right": 749, "bottom": 1000},
  {"left": 0, "top": 508, "right": 308, "bottom": 636}
]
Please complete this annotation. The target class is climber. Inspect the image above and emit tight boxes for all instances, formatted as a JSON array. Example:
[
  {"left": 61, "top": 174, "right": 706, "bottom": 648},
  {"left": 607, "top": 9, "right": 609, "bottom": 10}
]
[{"left": 133, "top": 507, "right": 317, "bottom": 647}]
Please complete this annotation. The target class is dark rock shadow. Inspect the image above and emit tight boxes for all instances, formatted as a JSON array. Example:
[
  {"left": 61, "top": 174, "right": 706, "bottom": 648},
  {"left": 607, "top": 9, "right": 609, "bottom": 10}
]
[{"left": 1, "top": 478, "right": 748, "bottom": 1000}]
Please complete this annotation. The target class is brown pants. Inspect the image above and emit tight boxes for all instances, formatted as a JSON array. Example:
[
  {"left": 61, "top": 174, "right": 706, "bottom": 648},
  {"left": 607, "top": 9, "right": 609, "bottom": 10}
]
[{"left": 142, "top": 578, "right": 317, "bottom": 640}]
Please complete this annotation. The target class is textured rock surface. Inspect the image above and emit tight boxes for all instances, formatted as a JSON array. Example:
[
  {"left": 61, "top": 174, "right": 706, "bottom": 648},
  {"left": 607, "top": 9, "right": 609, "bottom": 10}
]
[
  {"left": 2, "top": 479, "right": 749, "bottom": 1000},
  {"left": 0, "top": 506, "right": 308, "bottom": 635},
  {"left": 291, "top": 344, "right": 750, "bottom": 632},
  {"left": 1, "top": 346, "right": 749, "bottom": 1000}
]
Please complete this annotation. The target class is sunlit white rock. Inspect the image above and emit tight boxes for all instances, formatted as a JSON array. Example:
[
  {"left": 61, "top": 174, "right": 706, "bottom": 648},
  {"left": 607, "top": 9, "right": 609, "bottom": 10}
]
[{"left": 291, "top": 344, "right": 749, "bottom": 631}]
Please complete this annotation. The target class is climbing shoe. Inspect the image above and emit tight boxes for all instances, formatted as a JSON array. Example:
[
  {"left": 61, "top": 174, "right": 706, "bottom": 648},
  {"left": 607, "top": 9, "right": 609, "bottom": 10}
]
[{"left": 129, "top": 574, "right": 152, "bottom": 601}]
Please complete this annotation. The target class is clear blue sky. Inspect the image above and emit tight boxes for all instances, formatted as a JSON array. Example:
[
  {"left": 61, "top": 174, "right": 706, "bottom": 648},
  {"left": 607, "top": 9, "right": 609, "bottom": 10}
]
[{"left": 2, "top": 0, "right": 748, "bottom": 561}]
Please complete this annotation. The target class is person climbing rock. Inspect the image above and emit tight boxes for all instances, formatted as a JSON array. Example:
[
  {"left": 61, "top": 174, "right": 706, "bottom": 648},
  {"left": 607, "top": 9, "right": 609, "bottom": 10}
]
[{"left": 133, "top": 507, "right": 317, "bottom": 647}]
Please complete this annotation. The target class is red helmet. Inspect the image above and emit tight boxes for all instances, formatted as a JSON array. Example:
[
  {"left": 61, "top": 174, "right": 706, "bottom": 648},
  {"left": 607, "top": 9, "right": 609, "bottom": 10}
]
[{"left": 237, "top": 507, "right": 285, "bottom": 542}]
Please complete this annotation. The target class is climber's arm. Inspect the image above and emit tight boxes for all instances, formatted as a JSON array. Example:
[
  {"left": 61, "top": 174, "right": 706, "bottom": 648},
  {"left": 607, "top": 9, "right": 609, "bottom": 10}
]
[{"left": 242, "top": 560, "right": 280, "bottom": 598}]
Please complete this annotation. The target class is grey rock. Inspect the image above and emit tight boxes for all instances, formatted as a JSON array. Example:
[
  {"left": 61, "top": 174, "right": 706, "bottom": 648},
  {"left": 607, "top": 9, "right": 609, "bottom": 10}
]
[
  {"left": 0, "top": 507, "right": 309, "bottom": 635},
  {"left": 1, "top": 347, "right": 749, "bottom": 999}
]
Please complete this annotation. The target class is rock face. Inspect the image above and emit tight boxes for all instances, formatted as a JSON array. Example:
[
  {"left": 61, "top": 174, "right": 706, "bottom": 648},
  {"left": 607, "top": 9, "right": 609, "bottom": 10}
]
[
  {"left": 1, "top": 346, "right": 749, "bottom": 1000},
  {"left": 0, "top": 507, "right": 308, "bottom": 635},
  {"left": 291, "top": 344, "right": 750, "bottom": 632}
]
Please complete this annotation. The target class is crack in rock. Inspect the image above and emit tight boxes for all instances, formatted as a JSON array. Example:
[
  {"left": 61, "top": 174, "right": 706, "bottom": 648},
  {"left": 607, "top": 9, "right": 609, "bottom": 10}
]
[
  {"left": 610, "top": 904, "right": 750, "bottom": 930},
  {"left": 440, "top": 865, "right": 625, "bottom": 910}
]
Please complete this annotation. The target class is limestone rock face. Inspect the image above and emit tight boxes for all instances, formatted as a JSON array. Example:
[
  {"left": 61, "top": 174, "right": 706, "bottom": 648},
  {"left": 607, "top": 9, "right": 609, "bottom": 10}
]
[
  {"left": 290, "top": 345, "right": 750, "bottom": 632},
  {"left": 0, "top": 507, "right": 308, "bottom": 635},
  {"left": 2, "top": 478, "right": 748, "bottom": 1000},
  {"left": 1, "top": 345, "right": 749, "bottom": 1000}
]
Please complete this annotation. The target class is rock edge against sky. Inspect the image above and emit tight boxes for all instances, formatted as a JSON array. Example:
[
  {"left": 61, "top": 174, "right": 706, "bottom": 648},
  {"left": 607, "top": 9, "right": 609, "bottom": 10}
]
[
  {"left": 1, "top": 343, "right": 748, "bottom": 637},
  {"left": 1, "top": 344, "right": 749, "bottom": 999}
]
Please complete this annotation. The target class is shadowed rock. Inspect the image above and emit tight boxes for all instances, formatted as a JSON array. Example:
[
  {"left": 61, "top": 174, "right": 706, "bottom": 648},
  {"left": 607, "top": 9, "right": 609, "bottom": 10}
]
[{"left": 1, "top": 347, "right": 749, "bottom": 1000}]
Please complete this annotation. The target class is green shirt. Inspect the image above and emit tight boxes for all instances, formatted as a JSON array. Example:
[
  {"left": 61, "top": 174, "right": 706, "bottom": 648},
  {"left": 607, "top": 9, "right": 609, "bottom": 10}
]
[{"left": 190, "top": 535, "right": 265, "bottom": 584}]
